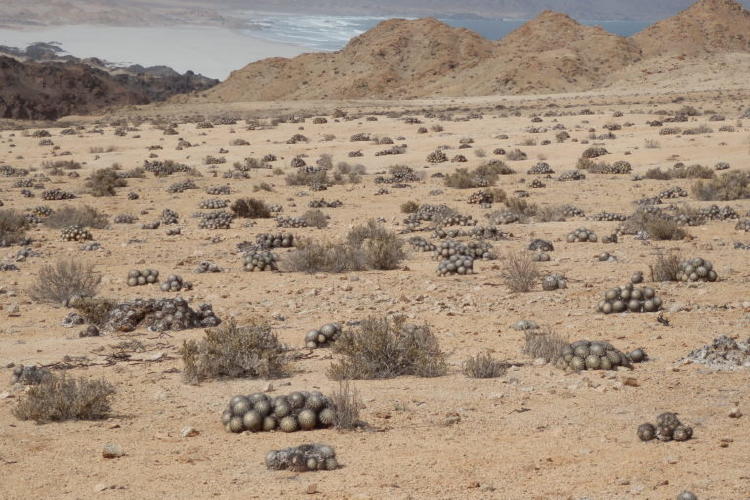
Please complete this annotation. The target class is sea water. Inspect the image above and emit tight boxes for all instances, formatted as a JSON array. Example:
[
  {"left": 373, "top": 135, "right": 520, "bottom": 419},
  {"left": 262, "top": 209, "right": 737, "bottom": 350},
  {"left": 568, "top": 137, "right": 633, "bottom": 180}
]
[{"left": 243, "top": 13, "right": 651, "bottom": 52}]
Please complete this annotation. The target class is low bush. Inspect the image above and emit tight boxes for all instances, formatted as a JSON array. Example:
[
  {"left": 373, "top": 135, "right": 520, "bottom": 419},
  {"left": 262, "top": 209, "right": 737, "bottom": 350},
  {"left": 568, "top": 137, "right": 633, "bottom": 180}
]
[
  {"left": 0, "top": 209, "right": 28, "bottom": 245},
  {"left": 85, "top": 167, "right": 127, "bottom": 196},
  {"left": 691, "top": 171, "right": 750, "bottom": 201},
  {"left": 346, "top": 219, "right": 405, "bottom": 270},
  {"left": 44, "top": 205, "right": 108, "bottom": 229},
  {"left": 401, "top": 200, "right": 419, "bottom": 213},
  {"left": 522, "top": 329, "right": 567, "bottom": 362},
  {"left": 29, "top": 259, "right": 101, "bottom": 306},
  {"left": 180, "top": 320, "right": 289, "bottom": 384},
  {"left": 650, "top": 251, "right": 682, "bottom": 282},
  {"left": 301, "top": 209, "right": 329, "bottom": 229},
  {"left": 284, "top": 240, "right": 366, "bottom": 274},
  {"left": 463, "top": 352, "right": 508, "bottom": 378},
  {"left": 230, "top": 198, "right": 271, "bottom": 218},
  {"left": 331, "top": 381, "right": 362, "bottom": 430},
  {"left": 328, "top": 316, "right": 447, "bottom": 380},
  {"left": 502, "top": 251, "right": 540, "bottom": 293},
  {"left": 13, "top": 374, "right": 115, "bottom": 423}
]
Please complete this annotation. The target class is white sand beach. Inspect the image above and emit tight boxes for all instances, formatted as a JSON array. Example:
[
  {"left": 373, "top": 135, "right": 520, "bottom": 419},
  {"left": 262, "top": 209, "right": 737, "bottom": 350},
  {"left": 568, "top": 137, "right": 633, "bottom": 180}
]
[{"left": 0, "top": 24, "right": 307, "bottom": 78}]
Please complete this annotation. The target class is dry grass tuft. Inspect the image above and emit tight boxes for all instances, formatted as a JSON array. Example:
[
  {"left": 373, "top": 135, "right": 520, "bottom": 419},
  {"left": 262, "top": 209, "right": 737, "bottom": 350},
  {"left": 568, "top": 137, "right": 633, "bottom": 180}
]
[
  {"left": 13, "top": 374, "right": 115, "bottom": 423},
  {"left": 691, "top": 171, "right": 750, "bottom": 201},
  {"left": 522, "top": 329, "right": 567, "bottom": 363},
  {"left": 462, "top": 352, "right": 508, "bottom": 378},
  {"left": 180, "top": 320, "right": 289, "bottom": 384},
  {"left": 331, "top": 380, "right": 362, "bottom": 430},
  {"left": 301, "top": 208, "right": 329, "bottom": 229},
  {"left": 502, "top": 250, "right": 540, "bottom": 293},
  {"left": 44, "top": 205, "right": 108, "bottom": 229},
  {"left": 649, "top": 251, "right": 682, "bottom": 282},
  {"left": 346, "top": 219, "right": 405, "bottom": 270},
  {"left": 328, "top": 316, "right": 447, "bottom": 380},
  {"left": 283, "top": 239, "right": 367, "bottom": 273},
  {"left": 0, "top": 209, "right": 28, "bottom": 245}
]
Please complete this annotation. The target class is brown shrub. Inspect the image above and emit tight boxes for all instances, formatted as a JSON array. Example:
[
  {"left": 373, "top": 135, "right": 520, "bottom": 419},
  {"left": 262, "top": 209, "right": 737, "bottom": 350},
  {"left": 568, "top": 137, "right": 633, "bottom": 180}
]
[
  {"left": 328, "top": 316, "right": 447, "bottom": 380},
  {"left": 463, "top": 352, "right": 508, "bottom": 378},
  {"left": 283, "top": 240, "right": 366, "bottom": 274},
  {"left": 301, "top": 208, "right": 329, "bottom": 229},
  {"left": 346, "top": 219, "right": 405, "bottom": 270},
  {"left": 230, "top": 198, "right": 271, "bottom": 218},
  {"left": 331, "top": 380, "right": 362, "bottom": 431},
  {"left": 85, "top": 168, "right": 127, "bottom": 196},
  {"left": 649, "top": 251, "right": 682, "bottom": 282},
  {"left": 180, "top": 320, "right": 289, "bottom": 384},
  {"left": 44, "top": 205, "right": 108, "bottom": 229},
  {"left": 522, "top": 329, "right": 567, "bottom": 362},
  {"left": 691, "top": 171, "right": 750, "bottom": 201},
  {"left": 72, "top": 297, "right": 117, "bottom": 327},
  {"left": 29, "top": 259, "right": 101, "bottom": 306},
  {"left": 401, "top": 200, "right": 419, "bottom": 213},
  {"left": 0, "top": 209, "right": 28, "bottom": 245},
  {"left": 13, "top": 374, "right": 115, "bottom": 423},
  {"left": 502, "top": 251, "right": 540, "bottom": 293}
]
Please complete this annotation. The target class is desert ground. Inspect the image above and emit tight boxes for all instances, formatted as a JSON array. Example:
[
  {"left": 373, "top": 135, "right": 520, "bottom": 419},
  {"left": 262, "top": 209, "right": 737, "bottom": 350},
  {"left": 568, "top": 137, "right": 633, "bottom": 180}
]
[{"left": 1, "top": 87, "right": 749, "bottom": 500}]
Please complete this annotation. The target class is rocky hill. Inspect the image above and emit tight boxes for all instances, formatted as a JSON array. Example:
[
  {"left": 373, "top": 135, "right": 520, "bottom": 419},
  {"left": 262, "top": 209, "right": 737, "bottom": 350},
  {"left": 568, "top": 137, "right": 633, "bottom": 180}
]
[
  {"left": 632, "top": 0, "right": 750, "bottom": 57},
  {"left": 204, "top": 18, "right": 495, "bottom": 101},
  {"left": 200, "top": 0, "right": 750, "bottom": 103},
  {"left": 0, "top": 43, "right": 219, "bottom": 120},
  {"left": 443, "top": 11, "right": 642, "bottom": 95},
  {"left": 0, "top": 56, "right": 150, "bottom": 120}
]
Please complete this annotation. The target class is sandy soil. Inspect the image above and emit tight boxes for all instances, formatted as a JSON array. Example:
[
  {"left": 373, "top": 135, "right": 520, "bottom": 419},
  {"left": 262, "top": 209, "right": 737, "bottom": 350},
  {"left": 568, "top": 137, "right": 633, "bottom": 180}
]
[{"left": 1, "top": 89, "right": 749, "bottom": 500}]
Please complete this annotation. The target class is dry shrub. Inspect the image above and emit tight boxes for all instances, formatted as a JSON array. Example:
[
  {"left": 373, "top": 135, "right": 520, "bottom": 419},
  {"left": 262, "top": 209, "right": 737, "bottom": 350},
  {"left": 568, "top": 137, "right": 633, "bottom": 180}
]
[
  {"left": 285, "top": 169, "right": 328, "bottom": 187},
  {"left": 85, "top": 168, "right": 126, "bottom": 197},
  {"left": 444, "top": 168, "right": 486, "bottom": 189},
  {"left": 691, "top": 171, "right": 750, "bottom": 201},
  {"left": 29, "top": 259, "right": 101, "bottom": 305},
  {"left": 328, "top": 316, "right": 447, "bottom": 380},
  {"left": 346, "top": 219, "right": 405, "bottom": 270},
  {"left": 535, "top": 205, "right": 567, "bottom": 222},
  {"left": 649, "top": 251, "right": 682, "bottom": 282},
  {"left": 332, "top": 162, "right": 366, "bottom": 184},
  {"left": 401, "top": 200, "right": 419, "bottom": 213},
  {"left": 13, "top": 374, "right": 115, "bottom": 423},
  {"left": 230, "top": 198, "right": 271, "bottom": 218},
  {"left": 645, "top": 164, "right": 715, "bottom": 180},
  {"left": 284, "top": 240, "right": 366, "bottom": 274},
  {"left": 331, "top": 380, "right": 362, "bottom": 430},
  {"left": 180, "top": 320, "right": 289, "bottom": 384},
  {"left": 0, "top": 209, "right": 28, "bottom": 245},
  {"left": 463, "top": 352, "right": 508, "bottom": 378},
  {"left": 44, "top": 205, "right": 108, "bottom": 229},
  {"left": 505, "top": 197, "right": 538, "bottom": 219},
  {"left": 644, "top": 217, "right": 687, "bottom": 240},
  {"left": 502, "top": 251, "right": 540, "bottom": 293},
  {"left": 522, "top": 329, "right": 567, "bottom": 362},
  {"left": 301, "top": 208, "right": 329, "bottom": 229},
  {"left": 253, "top": 182, "right": 274, "bottom": 192},
  {"left": 72, "top": 297, "right": 117, "bottom": 327}
]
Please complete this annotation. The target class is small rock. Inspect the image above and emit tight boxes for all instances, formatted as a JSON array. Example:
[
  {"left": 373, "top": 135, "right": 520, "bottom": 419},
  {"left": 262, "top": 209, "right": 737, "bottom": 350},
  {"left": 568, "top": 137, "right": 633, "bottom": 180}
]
[
  {"left": 180, "top": 426, "right": 199, "bottom": 438},
  {"left": 102, "top": 443, "right": 124, "bottom": 459},
  {"left": 729, "top": 407, "right": 742, "bottom": 418},
  {"left": 532, "top": 357, "right": 547, "bottom": 366},
  {"left": 306, "top": 483, "right": 318, "bottom": 495}
]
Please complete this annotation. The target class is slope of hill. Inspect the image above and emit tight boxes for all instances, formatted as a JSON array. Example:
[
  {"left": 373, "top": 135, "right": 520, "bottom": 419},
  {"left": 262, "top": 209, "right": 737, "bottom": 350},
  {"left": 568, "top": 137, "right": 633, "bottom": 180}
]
[
  {"left": 0, "top": 56, "right": 148, "bottom": 120},
  {"left": 632, "top": 0, "right": 750, "bottom": 57},
  {"left": 438, "top": 11, "right": 642, "bottom": 96},
  {"left": 203, "top": 18, "right": 495, "bottom": 101}
]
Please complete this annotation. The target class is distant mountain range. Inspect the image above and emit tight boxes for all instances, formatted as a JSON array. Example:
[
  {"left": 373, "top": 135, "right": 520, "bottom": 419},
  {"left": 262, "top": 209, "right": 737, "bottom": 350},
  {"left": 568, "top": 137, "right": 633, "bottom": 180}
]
[
  {"left": 1, "top": 0, "right": 749, "bottom": 25},
  {"left": 197, "top": 0, "right": 750, "bottom": 102},
  {"left": 0, "top": 42, "right": 218, "bottom": 120}
]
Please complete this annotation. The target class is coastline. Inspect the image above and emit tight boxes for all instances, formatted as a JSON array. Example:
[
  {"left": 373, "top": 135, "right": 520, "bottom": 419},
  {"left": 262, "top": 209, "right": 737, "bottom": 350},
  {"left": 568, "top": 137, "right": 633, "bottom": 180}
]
[{"left": 0, "top": 24, "right": 308, "bottom": 79}]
